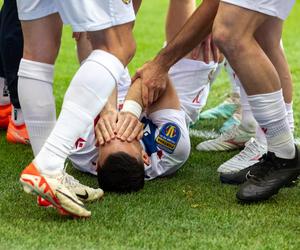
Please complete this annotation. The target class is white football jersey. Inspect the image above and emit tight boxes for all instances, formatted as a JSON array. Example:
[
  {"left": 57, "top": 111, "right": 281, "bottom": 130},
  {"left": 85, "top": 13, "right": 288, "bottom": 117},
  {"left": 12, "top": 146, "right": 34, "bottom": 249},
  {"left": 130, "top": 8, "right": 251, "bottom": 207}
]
[
  {"left": 141, "top": 109, "right": 190, "bottom": 180},
  {"left": 69, "top": 108, "right": 190, "bottom": 180},
  {"left": 70, "top": 58, "right": 216, "bottom": 179}
]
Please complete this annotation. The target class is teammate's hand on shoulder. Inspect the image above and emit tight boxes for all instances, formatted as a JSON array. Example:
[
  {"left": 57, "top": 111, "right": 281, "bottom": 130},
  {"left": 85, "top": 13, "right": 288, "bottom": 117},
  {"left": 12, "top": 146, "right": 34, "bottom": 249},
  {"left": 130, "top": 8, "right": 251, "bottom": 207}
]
[
  {"left": 115, "top": 111, "right": 144, "bottom": 142},
  {"left": 95, "top": 109, "right": 118, "bottom": 146}
]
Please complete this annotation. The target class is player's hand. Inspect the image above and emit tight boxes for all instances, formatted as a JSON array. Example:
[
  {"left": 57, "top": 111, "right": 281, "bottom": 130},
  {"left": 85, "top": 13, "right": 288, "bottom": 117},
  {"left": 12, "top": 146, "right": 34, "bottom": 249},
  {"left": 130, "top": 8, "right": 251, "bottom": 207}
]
[
  {"left": 191, "top": 44, "right": 202, "bottom": 60},
  {"left": 211, "top": 37, "right": 220, "bottom": 63},
  {"left": 115, "top": 112, "right": 144, "bottom": 142},
  {"left": 202, "top": 34, "right": 212, "bottom": 64},
  {"left": 95, "top": 110, "right": 118, "bottom": 146},
  {"left": 199, "top": 34, "right": 220, "bottom": 63},
  {"left": 133, "top": 60, "right": 168, "bottom": 107},
  {"left": 72, "top": 32, "right": 81, "bottom": 41}
]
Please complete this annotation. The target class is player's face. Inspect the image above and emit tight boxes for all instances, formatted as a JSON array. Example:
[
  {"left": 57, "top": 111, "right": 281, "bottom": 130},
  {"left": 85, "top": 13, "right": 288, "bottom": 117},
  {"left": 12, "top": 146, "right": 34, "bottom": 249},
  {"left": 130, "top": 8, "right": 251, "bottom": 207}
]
[{"left": 98, "top": 138, "right": 143, "bottom": 167}]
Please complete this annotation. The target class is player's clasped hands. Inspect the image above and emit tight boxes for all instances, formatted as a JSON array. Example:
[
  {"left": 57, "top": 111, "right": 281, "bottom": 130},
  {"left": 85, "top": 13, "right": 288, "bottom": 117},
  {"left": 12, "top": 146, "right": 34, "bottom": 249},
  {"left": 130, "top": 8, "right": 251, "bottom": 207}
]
[{"left": 95, "top": 111, "right": 144, "bottom": 146}]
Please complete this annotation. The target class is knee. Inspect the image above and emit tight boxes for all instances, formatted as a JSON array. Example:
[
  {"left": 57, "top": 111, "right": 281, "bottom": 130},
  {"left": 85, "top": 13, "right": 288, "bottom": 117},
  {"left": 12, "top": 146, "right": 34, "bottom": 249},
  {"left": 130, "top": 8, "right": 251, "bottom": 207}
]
[
  {"left": 106, "top": 36, "right": 136, "bottom": 66},
  {"left": 121, "top": 38, "right": 136, "bottom": 65},
  {"left": 212, "top": 23, "right": 246, "bottom": 58},
  {"left": 23, "top": 36, "right": 61, "bottom": 64},
  {"left": 89, "top": 30, "right": 136, "bottom": 66}
]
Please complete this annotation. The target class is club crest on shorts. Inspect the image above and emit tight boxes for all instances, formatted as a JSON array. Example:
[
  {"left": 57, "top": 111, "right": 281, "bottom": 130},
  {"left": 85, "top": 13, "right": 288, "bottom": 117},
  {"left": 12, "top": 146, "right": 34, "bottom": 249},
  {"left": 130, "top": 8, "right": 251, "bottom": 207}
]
[
  {"left": 122, "top": 0, "right": 131, "bottom": 4},
  {"left": 156, "top": 122, "right": 181, "bottom": 154}
]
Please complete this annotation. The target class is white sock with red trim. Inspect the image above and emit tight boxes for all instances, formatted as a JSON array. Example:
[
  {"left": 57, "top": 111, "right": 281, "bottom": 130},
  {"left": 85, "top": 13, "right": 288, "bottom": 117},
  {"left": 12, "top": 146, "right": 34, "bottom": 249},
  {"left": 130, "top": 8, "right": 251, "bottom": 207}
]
[{"left": 248, "top": 89, "right": 295, "bottom": 159}]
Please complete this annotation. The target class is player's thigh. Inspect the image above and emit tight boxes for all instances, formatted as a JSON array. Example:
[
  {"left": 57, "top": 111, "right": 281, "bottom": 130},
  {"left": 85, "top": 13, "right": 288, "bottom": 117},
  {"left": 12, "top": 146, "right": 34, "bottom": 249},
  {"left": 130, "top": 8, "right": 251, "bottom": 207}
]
[
  {"left": 213, "top": 2, "right": 267, "bottom": 42},
  {"left": 16, "top": 0, "right": 62, "bottom": 64},
  {"left": 56, "top": 0, "right": 136, "bottom": 65},
  {"left": 88, "top": 22, "right": 136, "bottom": 66},
  {"left": 21, "top": 14, "right": 62, "bottom": 64},
  {"left": 255, "top": 18, "right": 283, "bottom": 52}
]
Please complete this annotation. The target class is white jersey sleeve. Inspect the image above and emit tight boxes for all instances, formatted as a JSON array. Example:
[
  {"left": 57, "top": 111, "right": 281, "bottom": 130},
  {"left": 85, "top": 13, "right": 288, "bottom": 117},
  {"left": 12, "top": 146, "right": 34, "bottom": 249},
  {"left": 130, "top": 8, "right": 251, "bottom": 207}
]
[{"left": 141, "top": 109, "right": 191, "bottom": 180}]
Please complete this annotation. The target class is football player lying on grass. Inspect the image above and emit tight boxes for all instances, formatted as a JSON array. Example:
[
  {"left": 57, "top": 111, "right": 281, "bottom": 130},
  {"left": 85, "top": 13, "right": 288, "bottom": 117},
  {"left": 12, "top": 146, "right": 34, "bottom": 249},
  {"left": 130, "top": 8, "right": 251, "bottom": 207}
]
[{"left": 69, "top": 77, "right": 191, "bottom": 193}]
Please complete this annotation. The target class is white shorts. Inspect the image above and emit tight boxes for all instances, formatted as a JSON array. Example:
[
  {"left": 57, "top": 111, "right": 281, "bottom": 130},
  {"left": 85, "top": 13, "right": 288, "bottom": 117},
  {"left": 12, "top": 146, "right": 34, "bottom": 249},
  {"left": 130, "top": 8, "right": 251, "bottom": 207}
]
[
  {"left": 221, "top": 0, "right": 295, "bottom": 20},
  {"left": 169, "top": 58, "right": 217, "bottom": 126},
  {"left": 16, "top": 0, "right": 135, "bottom": 32}
]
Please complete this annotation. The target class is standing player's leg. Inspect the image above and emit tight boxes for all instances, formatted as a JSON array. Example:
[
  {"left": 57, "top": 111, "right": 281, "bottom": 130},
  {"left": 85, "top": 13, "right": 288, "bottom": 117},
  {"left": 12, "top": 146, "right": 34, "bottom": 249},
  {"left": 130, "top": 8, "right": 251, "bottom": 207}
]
[
  {"left": 255, "top": 22, "right": 295, "bottom": 134},
  {"left": 166, "top": 0, "right": 218, "bottom": 126},
  {"left": 166, "top": 0, "right": 196, "bottom": 45},
  {"left": 199, "top": 60, "right": 241, "bottom": 122},
  {"left": 17, "top": 13, "right": 61, "bottom": 156},
  {"left": 213, "top": 1, "right": 299, "bottom": 202},
  {"left": 17, "top": 12, "right": 84, "bottom": 216},
  {"left": 0, "top": 7, "right": 12, "bottom": 129},
  {"left": 1, "top": 0, "right": 29, "bottom": 144},
  {"left": 16, "top": 3, "right": 94, "bottom": 217},
  {"left": 73, "top": 32, "right": 92, "bottom": 65},
  {"left": 218, "top": 19, "right": 295, "bottom": 183},
  {"left": 20, "top": 1, "right": 136, "bottom": 216}
]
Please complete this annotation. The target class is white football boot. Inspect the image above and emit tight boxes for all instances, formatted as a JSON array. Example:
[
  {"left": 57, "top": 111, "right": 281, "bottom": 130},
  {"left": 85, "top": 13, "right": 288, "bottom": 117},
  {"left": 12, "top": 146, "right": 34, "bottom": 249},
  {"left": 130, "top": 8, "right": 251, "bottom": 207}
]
[
  {"left": 196, "top": 124, "right": 255, "bottom": 151},
  {"left": 37, "top": 171, "right": 104, "bottom": 208},
  {"left": 58, "top": 171, "right": 104, "bottom": 202},
  {"left": 20, "top": 163, "right": 91, "bottom": 218},
  {"left": 218, "top": 138, "right": 267, "bottom": 184}
]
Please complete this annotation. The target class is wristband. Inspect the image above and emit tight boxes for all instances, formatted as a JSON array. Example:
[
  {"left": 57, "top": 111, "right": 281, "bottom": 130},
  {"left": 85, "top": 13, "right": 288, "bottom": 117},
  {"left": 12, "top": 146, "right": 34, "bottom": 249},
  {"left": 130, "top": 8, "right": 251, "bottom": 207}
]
[{"left": 121, "top": 100, "right": 142, "bottom": 119}]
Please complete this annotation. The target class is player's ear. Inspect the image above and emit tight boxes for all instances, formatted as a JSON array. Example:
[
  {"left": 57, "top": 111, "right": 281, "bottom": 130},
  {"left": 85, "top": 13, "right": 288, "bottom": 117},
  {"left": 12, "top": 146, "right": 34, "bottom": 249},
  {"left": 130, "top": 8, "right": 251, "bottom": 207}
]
[{"left": 142, "top": 150, "right": 150, "bottom": 166}]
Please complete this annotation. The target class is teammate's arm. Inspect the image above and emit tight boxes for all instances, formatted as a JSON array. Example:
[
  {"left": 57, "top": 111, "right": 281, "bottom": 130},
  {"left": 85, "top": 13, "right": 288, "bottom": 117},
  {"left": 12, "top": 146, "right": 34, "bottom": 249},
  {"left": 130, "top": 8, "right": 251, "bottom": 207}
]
[
  {"left": 156, "top": 0, "right": 219, "bottom": 69},
  {"left": 135, "top": 0, "right": 219, "bottom": 106}
]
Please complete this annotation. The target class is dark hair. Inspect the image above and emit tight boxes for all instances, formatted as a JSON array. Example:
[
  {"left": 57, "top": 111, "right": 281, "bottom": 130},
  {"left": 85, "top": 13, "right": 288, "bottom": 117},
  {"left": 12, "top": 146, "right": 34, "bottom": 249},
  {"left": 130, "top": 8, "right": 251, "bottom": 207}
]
[{"left": 97, "top": 151, "right": 145, "bottom": 193}]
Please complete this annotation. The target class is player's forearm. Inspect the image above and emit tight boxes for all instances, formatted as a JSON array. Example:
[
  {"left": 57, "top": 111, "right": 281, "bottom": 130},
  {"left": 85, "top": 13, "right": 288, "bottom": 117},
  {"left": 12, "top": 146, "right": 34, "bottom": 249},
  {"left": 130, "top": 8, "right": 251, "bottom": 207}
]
[
  {"left": 156, "top": 0, "right": 219, "bottom": 70},
  {"left": 101, "top": 87, "right": 117, "bottom": 114},
  {"left": 125, "top": 78, "right": 144, "bottom": 109}
]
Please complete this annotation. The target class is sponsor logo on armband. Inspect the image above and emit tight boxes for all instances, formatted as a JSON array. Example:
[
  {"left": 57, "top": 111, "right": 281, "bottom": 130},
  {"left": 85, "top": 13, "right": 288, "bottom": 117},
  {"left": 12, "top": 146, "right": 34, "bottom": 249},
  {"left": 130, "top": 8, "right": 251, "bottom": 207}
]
[{"left": 155, "top": 123, "right": 181, "bottom": 154}]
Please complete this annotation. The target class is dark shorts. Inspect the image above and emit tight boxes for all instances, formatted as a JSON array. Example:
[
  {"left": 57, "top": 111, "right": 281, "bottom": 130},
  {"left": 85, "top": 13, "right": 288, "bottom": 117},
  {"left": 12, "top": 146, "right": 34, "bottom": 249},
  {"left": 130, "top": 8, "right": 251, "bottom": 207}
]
[{"left": 0, "top": 0, "right": 23, "bottom": 108}]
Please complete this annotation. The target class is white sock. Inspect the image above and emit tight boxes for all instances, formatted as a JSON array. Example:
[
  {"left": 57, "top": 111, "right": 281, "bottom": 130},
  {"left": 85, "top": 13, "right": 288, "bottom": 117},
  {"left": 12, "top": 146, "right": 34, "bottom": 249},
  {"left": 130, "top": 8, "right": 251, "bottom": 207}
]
[
  {"left": 0, "top": 77, "right": 10, "bottom": 105},
  {"left": 34, "top": 50, "right": 124, "bottom": 176},
  {"left": 239, "top": 83, "right": 256, "bottom": 133},
  {"left": 285, "top": 102, "right": 294, "bottom": 134},
  {"left": 248, "top": 89, "right": 295, "bottom": 159},
  {"left": 11, "top": 106, "right": 25, "bottom": 126},
  {"left": 255, "top": 127, "right": 267, "bottom": 145},
  {"left": 18, "top": 59, "right": 56, "bottom": 156},
  {"left": 224, "top": 60, "right": 240, "bottom": 94}
]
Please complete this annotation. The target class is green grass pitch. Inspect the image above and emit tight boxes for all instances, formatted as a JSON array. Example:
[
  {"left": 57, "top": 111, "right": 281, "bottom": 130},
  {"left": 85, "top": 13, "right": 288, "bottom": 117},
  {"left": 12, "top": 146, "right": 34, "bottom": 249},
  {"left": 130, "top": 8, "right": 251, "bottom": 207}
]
[{"left": 0, "top": 1, "right": 300, "bottom": 249}]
